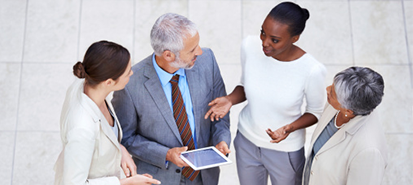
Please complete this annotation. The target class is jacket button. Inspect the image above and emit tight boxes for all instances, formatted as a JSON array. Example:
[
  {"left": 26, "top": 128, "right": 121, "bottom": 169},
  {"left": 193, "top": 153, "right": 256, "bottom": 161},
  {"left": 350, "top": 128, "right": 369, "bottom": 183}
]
[{"left": 176, "top": 169, "right": 181, "bottom": 173}]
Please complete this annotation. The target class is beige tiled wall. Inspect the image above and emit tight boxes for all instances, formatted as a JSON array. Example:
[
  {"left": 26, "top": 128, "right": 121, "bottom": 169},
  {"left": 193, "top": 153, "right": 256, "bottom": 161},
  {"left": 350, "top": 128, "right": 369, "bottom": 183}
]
[{"left": 0, "top": 0, "right": 411, "bottom": 184}]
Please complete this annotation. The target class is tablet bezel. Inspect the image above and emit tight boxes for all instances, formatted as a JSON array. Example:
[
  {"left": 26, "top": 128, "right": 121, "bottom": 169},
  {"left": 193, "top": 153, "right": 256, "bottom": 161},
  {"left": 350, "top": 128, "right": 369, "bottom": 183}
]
[{"left": 179, "top": 146, "right": 232, "bottom": 171}]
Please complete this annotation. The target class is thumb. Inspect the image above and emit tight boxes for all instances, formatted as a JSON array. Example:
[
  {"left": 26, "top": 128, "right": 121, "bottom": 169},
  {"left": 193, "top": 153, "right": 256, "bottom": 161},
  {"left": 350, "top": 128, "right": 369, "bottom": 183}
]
[
  {"left": 208, "top": 99, "right": 216, "bottom": 106},
  {"left": 180, "top": 146, "right": 188, "bottom": 152}
]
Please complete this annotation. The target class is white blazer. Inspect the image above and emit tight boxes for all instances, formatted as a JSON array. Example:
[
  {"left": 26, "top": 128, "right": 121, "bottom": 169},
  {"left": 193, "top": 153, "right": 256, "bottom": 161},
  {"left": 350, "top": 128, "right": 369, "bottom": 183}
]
[
  {"left": 303, "top": 104, "right": 387, "bottom": 185},
  {"left": 54, "top": 79, "right": 124, "bottom": 185}
]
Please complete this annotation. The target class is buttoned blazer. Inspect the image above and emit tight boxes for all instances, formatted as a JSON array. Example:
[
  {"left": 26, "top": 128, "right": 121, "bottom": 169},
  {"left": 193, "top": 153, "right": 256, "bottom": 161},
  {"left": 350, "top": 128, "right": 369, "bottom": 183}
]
[
  {"left": 54, "top": 79, "right": 124, "bottom": 185},
  {"left": 303, "top": 104, "right": 387, "bottom": 185},
  {"left": 112, "top": 48, "right": 231, "bottom": 185}
]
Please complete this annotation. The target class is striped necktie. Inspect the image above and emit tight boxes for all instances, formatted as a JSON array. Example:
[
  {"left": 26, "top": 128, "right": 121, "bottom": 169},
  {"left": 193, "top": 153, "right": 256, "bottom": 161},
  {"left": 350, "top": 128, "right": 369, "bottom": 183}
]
[{"left": 170, "top": 74, "right": 199, "bottom": 181}]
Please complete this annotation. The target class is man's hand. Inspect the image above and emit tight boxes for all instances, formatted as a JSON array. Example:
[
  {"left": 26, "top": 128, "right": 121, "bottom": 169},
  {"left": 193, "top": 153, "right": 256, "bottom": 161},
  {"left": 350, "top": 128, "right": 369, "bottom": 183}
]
[
  {"left": 215, "top": 141, "right": 231, "bottom": 156},
  {"left": 204, "top": 96, "right": 232, "bottom": 121},
  {"left": 266, "top": 124, "right": 293, "bottom": 143},
  {"left": 166, "top": 146, "right": 189, "bottom": 167}
]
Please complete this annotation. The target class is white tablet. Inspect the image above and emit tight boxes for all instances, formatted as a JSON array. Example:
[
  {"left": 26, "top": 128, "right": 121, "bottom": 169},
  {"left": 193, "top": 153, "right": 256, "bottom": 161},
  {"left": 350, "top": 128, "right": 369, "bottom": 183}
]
[{"left": 180, "top": 146, "right": 232, "bottom": 171}]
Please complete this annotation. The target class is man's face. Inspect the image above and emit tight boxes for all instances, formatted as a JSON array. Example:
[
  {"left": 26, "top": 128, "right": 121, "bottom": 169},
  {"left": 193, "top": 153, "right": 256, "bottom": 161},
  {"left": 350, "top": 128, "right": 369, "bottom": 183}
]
[{"left": 171, "top": 32, "right": 203, "bottom": 69}]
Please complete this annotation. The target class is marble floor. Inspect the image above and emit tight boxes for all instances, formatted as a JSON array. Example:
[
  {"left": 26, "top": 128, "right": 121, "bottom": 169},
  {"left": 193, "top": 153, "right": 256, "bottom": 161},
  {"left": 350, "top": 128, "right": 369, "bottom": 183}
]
[{"left": 1, "top": 0, "right": 412, "bottom": 184}]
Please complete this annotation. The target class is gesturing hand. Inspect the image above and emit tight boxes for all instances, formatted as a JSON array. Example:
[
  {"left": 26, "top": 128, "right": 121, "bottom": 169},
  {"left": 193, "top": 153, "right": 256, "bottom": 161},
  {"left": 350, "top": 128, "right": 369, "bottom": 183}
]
[
  {"left": 266, "top": 124, "right": 294, "bottom": 143},
  {"left": 204, "top": 96, "right": 232, "bottom": 121},
  {"left": 166, "top": 146, "right": 189, "bottom": 167}
]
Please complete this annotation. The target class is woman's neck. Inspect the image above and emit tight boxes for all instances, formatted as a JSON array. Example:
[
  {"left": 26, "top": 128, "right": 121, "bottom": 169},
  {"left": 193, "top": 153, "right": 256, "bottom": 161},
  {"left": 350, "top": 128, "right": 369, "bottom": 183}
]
[
  {"left": 336, "top": 111, "right": 355, "bottom": 127},
  {"left": 274, "top": 45, "right": 305, "bottom": 62},
  {"left": 83, "top": 83, "right": 110, "bottom": 109}
]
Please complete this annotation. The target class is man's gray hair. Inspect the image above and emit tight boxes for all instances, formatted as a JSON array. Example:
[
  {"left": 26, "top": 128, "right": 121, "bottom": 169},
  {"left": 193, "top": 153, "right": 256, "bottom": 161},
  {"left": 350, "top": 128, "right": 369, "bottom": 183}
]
[
  {"left": 150, "top": 13, "right": 197, "bottom": 56},
  {"left": 334, "top": 67, "right": 384, "bottom": 116}
]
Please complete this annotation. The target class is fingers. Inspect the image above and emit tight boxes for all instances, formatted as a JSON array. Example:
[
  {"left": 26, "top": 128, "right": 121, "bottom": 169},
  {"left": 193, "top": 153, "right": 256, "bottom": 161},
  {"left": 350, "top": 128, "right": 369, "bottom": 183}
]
[
  {"left": 146, "top": 178, "right": 161, "bottom": 184},
  {"left": 130, "top": 164, "right": 137, "bottom": 176},
  {"left": 222, "top": 148, "right": 231, "bottom": 155},
  {"left": 218, "top": 146, "right": 231, "bottom": 155},
  {"left": 142, "top": 173, "right": 153, "bottom": 178},
  {"left": 168, "top": 146, "right": 189, "bottom": 167},
  {"left": 214, "top": 113, "right": 220, "bottom": 121},
  {"left": 204, "top": 109, "right": 213, "bottom": 119},
  {"left": 215, "top": 141, "right": 231, "bottom": 155},
  {"left": 208, "top": 99, "right": 217, "bottom": 106},
  {"left": 121, "top": 164, "right": 130, "bottom": 177}
]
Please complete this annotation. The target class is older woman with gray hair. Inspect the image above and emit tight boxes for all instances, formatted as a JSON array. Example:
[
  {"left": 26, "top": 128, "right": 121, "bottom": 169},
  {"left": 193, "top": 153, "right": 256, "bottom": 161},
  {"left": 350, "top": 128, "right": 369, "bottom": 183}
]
[{"left": 303, "top": 66, "right": 388, "bottom": 185}]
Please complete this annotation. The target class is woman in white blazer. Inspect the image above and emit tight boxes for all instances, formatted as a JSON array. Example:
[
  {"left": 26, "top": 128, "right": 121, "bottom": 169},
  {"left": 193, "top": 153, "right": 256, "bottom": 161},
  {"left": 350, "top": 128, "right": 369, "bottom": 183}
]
[
  {"left": 54, "top": 41, "right": 160, "bottom": 185},
  {"left": 303, "top": 67, "right": 387, "bottom": 185}
]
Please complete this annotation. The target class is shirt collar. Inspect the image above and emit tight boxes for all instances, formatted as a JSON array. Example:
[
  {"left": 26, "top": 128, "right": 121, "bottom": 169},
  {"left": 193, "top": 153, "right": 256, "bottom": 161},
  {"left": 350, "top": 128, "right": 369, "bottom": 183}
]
[{"left": 152, "top": 54, "right": 186, "bottom": 87}]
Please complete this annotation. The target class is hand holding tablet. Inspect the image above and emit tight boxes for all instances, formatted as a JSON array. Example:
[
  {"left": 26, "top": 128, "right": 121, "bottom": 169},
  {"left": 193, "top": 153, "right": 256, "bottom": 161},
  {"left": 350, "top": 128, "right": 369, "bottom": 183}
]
[{"left": 180, "top": 146, "right": 232, "bottom": 171}]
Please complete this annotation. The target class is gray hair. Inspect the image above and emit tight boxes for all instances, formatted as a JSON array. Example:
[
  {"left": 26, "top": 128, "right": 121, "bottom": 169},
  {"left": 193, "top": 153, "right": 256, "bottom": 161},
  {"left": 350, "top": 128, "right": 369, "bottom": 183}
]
[
  {"left": 334, "top": 67, "right": 384, "bottom": 116},
  {"left": 150, "top": 13, "right": 197, "bottom": 56}
]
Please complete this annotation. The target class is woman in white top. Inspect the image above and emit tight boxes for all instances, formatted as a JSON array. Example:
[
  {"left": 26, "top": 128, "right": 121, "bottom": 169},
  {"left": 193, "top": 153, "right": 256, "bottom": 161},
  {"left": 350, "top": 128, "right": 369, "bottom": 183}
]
[
  {"left": 205, "top": 2, "right": 326, "bottom": 185},
  {"left": 54, "top": 41, "right": 161, "bottom": 185}
]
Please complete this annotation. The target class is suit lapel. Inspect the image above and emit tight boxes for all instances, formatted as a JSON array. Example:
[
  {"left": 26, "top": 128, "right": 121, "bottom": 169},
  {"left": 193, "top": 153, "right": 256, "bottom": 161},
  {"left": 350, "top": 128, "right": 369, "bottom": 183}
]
[
  {"left": 310, "top": 105, "right": 365, "bottom": 156},
  {"left": 310, "top": 105, "right": 344, "bottom": 155},
  {"left": 143, "top": 62, "right": 183, "bottom": 144},
  {"left": 100, "top": 113, "right": 121, "bottom": 151},
  {"left": 186, "top": 67, "right": 201, "bottom": 144},
  {"left": 80, "top": 88, "right": 120, "bottom": 151},
  {"left": 106, "top": 100, "right": 123, "bottom": 142}
]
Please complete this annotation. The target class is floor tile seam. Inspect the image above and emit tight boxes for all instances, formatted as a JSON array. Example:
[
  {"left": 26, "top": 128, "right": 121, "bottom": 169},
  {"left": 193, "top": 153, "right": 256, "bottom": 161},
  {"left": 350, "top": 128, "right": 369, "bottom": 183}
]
[
  {"left": 385, "top": 132, "right": 413, "bottom": 135},
  {"left": 0, "top": 130, "right": 17, "bottom": 133},
  {"left": 13, "top": 130, "right": 60, "bottom": 133},
  {"left": 401, "top": 0, "right": 413, "bottom": 88},
  {"left": 76, "top": 0, "right": 84, "bottom": 61},
  {"left": 12, "top": 0, "right": 30, "bottom": 184},
  {"left": 345, "top": 63, "right": 411, "bottom": 66},
  {"left": 14, "top": 61, "right": 75, "bottom": 64},
  {"left": 0, "top": 61, "right": 23, "bottom": 64},
  {"left": 0, "top": 61, "right": 23, "bottom": 63},
  {"left": 347, "top": 0, "right": 356, "bottom": 66},
  {"left": 132, "top": 0, "right": 136, "bottom": 59},
  {"left": 240, "top": 0, "right": 244, "bottom": 40}
]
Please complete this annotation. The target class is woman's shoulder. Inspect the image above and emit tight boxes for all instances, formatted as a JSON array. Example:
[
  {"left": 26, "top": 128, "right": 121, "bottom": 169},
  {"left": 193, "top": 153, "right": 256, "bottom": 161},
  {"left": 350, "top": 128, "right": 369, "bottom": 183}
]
[
  {"left": 299, "top": 53, "right": 327, "bottom": 75},
  {"left": 62, "top": 98, "right": 100, "bottom": 136},
  {"left": 348, "top": 111, "right": 387, "bottom": 152}
]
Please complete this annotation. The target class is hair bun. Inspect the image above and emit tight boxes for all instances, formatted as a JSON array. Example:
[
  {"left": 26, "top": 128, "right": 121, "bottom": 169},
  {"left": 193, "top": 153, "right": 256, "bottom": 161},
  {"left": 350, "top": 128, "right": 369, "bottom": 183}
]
[
  {"left": 73, "top": 61, "right": 86, "bottom": 78},
  {"left": 302, "top": 8, "right": 310, "bottom": 20}
]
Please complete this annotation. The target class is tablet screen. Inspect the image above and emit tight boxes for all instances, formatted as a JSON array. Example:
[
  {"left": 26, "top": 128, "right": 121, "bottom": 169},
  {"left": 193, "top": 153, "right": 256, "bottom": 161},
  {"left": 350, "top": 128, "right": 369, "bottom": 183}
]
[{"left": 180, "top": 147, "right": 232, "bottom": 170}]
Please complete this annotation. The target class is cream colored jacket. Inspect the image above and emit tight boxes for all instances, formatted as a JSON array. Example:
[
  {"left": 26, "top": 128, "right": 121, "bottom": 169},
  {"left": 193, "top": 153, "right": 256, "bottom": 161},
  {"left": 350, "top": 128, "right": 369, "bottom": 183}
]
[
  {"left": 303, "top": 104, "right": 387, "bottom": 185},
  {"left": 54, "top": 79, "right": 124, "bottom": 185}
]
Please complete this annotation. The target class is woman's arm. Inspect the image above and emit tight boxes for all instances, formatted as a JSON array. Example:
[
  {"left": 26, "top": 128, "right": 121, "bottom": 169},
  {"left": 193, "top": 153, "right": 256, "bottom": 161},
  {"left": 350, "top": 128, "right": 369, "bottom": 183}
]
[
  {"left": 204, "top": 85, "right": 246, "bottom": 121},
  {"left": 266, "top": 113, "right": 318, "bottom": 143},
  {"left": 63, "top": 127, "right": 120, "bottom": 185}
]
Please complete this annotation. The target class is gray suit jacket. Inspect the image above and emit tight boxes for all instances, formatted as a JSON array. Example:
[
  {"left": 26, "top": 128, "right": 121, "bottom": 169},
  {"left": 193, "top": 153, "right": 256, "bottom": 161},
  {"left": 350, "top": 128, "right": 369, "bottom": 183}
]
[{"left": 112, "top": 48, "right": 231, "bottom": 185}]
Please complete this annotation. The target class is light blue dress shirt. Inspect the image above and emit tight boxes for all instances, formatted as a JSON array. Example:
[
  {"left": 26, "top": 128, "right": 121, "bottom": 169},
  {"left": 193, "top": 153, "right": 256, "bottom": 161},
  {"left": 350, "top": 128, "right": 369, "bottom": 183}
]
[{"left": 152, "top": 54, "right": 197, "bottom": 149}]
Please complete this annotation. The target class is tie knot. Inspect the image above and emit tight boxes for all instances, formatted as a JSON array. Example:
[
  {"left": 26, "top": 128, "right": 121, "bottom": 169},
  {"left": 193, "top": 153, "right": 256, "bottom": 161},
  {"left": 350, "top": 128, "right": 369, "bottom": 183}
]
[{"left": 170, "top": 74, "right": 180, "bottom": 84}]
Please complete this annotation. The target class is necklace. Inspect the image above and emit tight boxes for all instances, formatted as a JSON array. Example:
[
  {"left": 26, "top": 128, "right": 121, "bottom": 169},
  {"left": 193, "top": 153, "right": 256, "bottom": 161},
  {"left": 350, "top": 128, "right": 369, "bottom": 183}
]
[{"left": 334, "top": 111, "right": 346, "bottom": 129}]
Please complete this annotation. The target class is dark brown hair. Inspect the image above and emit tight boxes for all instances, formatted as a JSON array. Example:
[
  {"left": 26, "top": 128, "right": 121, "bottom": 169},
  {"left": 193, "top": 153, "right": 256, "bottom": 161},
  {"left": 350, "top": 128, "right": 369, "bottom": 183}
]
[{"left": 73, "top": 40, "right": 130, "bottom": 86}]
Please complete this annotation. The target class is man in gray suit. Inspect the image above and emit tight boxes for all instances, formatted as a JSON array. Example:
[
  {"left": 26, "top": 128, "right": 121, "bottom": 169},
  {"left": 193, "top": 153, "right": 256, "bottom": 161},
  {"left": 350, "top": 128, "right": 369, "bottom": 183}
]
[{"left": 112, "top": 13, "right": 231, "bottom": 185}]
